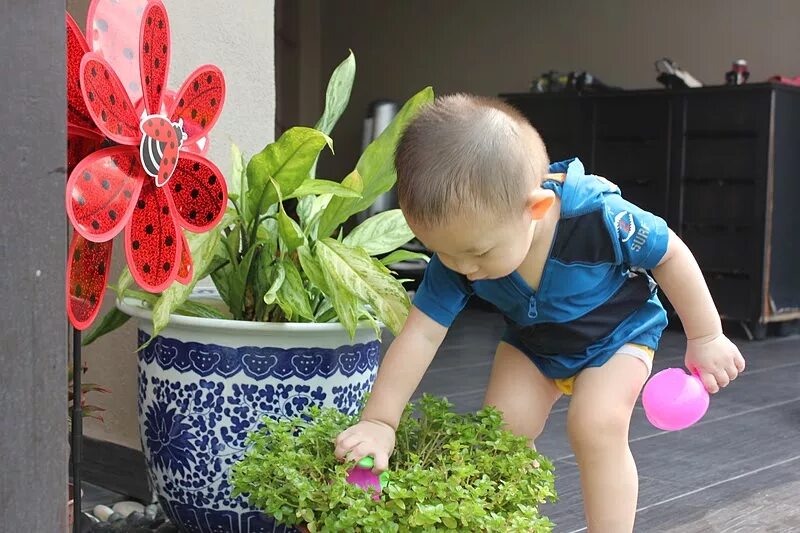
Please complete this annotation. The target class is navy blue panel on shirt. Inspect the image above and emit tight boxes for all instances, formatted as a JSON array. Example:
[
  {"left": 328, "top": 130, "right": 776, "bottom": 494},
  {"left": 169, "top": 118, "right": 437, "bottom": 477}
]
[{"left": 551, "top": 210, "right": 617, "bottom": 265}]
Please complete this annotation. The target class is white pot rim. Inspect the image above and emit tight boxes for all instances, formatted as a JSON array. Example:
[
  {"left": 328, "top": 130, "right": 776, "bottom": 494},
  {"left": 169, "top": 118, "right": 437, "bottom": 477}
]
[{"left": 117, "top": 297, "right": 382, "bottom": 334}]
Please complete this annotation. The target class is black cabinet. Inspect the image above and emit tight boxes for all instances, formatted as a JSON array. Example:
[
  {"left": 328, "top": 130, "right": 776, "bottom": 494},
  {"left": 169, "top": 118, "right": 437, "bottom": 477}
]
[{"left": 503, "top": 84, "right": 800, "bottom": 333}]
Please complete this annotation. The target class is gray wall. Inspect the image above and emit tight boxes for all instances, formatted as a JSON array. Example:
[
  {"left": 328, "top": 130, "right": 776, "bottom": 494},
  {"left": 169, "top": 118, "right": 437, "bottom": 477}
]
[
  {"left": 309, "top": 0, "right": 800, "bottom": 179},
  {"left": 0, "top": 0, "right": 68, "bottom": 530}
]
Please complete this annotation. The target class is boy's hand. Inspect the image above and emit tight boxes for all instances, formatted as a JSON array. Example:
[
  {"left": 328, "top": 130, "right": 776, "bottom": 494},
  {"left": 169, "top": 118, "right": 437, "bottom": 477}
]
[
  {"left": 684, "top": 334, "right": 746, "bottom": 394},
  {"left": 334, "top": 419, "right": 396, "bottom": 473}
]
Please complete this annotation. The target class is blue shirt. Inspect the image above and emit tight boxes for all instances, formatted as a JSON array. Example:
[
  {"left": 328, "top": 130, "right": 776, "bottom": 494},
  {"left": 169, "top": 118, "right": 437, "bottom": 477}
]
[{"left": 413, "top": 158, "right": 670, "bottom": 379}]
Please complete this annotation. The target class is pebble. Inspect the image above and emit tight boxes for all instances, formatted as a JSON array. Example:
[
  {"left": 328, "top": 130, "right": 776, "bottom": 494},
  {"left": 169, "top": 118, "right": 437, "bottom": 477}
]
[
  {"left": 89, "top": 522, "right": 114, "bottom": 532},
  {"left": 107, "top": 512, "right": 125, "bottom": 523},
  {"left": 144, "top": 504, "right": 159, "bottom": 519},
  {"left": 93, "top": 505, "right": 114, "bottom": 522},
  {"left": 155, "top": 522, "right": 179, "bottom": 533},
  {"left": 112, "top": 501, "right": 145, "bottom": 517},
  {"left": 125, "top": 511, "right": 152, "bottom": 528}
]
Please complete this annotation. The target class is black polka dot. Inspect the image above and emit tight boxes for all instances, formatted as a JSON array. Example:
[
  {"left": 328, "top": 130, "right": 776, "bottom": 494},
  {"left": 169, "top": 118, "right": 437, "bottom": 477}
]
[
  {"left": 217, "top": 192, "right": 223, "bottom": 201},
  {"left": 162, "top": 206, "right": 169, "bottom": 215},
  {"left": 189, "top": 210, "right": 197, "bottom": 220},
  {"left": 91, "top": 66, "right": 97, "bottom": 77},
  {"left": 193, "top": 80, "right": 200, "bottom": 92},
  {"left": 210, "top": 98, "right": 217, "bottom": 107},
  {"left": 145, "top": 75, "right": 150, "bottom": 86},
  {"left": 158, "top": 19, "right": 163, "bottom": 29},
  {"left": 101, "top": 110, "right": 107, "bottom": 122},
  {"left": 191, "top": 109, "right": 198, "bottom": 119},
  {"left": 108, "top": 209, "right": 117, "bottom": 220},
  {"left": 159, "top": 119, "right": 165, "bottom": 126},
  {"left": 165, "top": 236, "right": 173, "bottom": 246},
  {"left": 207, "top": 74, "right": 213, "bottom": 84},
  {"left": 178, "top": 98, "right": 184, "bottom": 107},
  {"left": 146, "top": 119, "right": 153, "bottom": 127},
  {"left": 109, "top": 94, "right": 116, "bottom": 105},
  {"left": 200, "top": 118, "right": 207, "bottom": 128},
  {"left": 103, "top": 70, "right": 109, "bottom": 80},
  {"left": 174, "top": 183, "right": 182, "bottom": 193},
  {"left": 137, "top": 199, "right": 146, "bottom": 209},
  {"left": 83, "top": 171, "right": 91, "bottom": 181},
  {"left": 74, "top": 249, "right": 81, "bottom": 261},
  {"left": 193, "top": 163, "right": 200, "bottom": 171},
  {"left": 154, "top": 58, "right": 160, "bottom": 69},
  {"left": 117, "top": 124, "right": 123, "bottom": 135},
  {"left": 156, "top": 84, "right": 161, "bottom": 95},
  {"left": 89, "top": 294, "right": 97, "bottom": 306},
  {"left": 78, "top": 196, "right": 86, "bottom": 206},
  {"left": 205, "top": 212, "right": 213, "bottom": 222},
  {"left": 123, "top": 190, "right": 132, "bottom": 199},
  {"left": 87, "top": 242, "right": 96, "bottom": 250},
  {"left": 208, "top": 175, "right": 217, "bottom": 185},
  {"left": 75, "top": 284, "right": 82, "bottom": 297},
  {"left": 144, "top": 42, "right": 151, "bottom": 53},
  {"left": 145, "top": 224, "right": 154, "bottom": 234},
  {"left": 190, "top": 189, "right": 199, "bottom": 199},
  {"left": 101, "top": 179, "right": 110, "bottom": 190},
  {"left": 143, "top": 264, "right": 150, "bottom": 273},
  {"left": 163, "top": 262, "right": 170, "bottom": 271},
  {"left": 162, "top": 44, "right": 167, "bottom": 54},
  {"left": 169, "top": 142, "right": 175, "bottom": 149},
  {"left": 162, "top": 172, "right": 169, "bottom": 181},
  {"left": 87, "top": 92, "right": 94, "bottom": 102},
  {"left": 147, "top": 16, "right": 152, "bottom": 26},
  {"left": 167, "top": 130, "right": 172, "bottom": 139},
  {"left": 97, "top": 263, "right": 105, "bottom": 275},
  {"left": 91, "top": 220, "right": 100, "bottom": 230},
  {"left": 132, "top": 240, "right": 140, "bottom": 250},
  {"left": 170, "top": 157, "right": 176, "bottom": 164},
  {"left": 155, "top": 129, "right": 160, "bottom": 137}
]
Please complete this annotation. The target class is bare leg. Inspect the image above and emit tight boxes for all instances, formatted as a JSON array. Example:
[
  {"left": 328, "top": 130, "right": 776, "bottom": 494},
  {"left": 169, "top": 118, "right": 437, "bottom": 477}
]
[
  {"left": 484, "top": 342, "right": 562, "bottom": 446},
  {"left": 568, "top": 353, "right": 649, "bottom": 532}
]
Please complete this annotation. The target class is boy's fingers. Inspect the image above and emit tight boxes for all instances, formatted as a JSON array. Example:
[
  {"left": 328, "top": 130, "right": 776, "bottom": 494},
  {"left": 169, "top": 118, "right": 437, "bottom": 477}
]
[
  {"left": 346, "top": 444, "right": 370, "bottom": 464},
  {"left": 735, "top": 353, "right": 746, "bottom": 372},
  {"left": 334, "top": 435, "right": 362, "bottom": 460},
  {"left": 373, "top": 451, "right": 389, "bottom": 473},
  {"left": 714, "top": 369, "right": 730, "bottom": 389},
  {"left": 700, "top": 372, "right": 719, "bottom": 394},
  {"left": 335, "top": 426, "right": 356, "bottom": 445},
  {"left": 725, "top": 365, "right": 739, "bottom": 382}
]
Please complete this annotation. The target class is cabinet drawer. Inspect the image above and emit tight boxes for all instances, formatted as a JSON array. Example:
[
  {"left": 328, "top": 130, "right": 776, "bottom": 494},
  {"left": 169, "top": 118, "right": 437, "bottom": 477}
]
[
  {"left": 684, "top": 137, "right": 762, "bottom": 180},
  {"left": 682, "top": 226, "right": 756, "bottom": 274},
  {"left": 595, "top": 97, "right": 670, "bottom": 139},
  {"left": 685, "top": 92, "right": 769, "bottom": 133},
  {"left": 682, "top": 181, "right": 759, "bottom": 226}
]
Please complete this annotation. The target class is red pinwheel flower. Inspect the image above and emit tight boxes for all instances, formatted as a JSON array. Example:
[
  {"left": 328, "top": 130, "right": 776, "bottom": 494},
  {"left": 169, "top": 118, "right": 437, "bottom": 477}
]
[{"left": 65, "top": 0, "right": 227, "bottom": 329}]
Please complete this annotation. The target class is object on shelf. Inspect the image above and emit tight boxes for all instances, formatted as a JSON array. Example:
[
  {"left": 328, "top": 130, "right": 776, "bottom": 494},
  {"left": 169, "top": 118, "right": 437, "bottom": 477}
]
[
  {"left": 725, "top": 59, "right": 750, "bottom": 85},
  {"left": 655, "top": 58, "right": 703, "bottom": 89}
]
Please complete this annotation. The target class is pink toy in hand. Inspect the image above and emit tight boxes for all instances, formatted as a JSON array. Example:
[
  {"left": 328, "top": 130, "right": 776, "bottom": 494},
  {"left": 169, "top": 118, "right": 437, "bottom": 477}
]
[
  {"left": 642, "top": 368, "right": 710, "bottom": 431},
  {"left": 345, "top": 457, "right": 387, "bottom": 501}
]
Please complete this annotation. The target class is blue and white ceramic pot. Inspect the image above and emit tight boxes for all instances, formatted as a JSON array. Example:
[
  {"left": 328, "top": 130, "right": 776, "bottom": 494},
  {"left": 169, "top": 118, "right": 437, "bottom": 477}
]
[{"left": 118, "top": 298, "right": 380, "bottom": 533}]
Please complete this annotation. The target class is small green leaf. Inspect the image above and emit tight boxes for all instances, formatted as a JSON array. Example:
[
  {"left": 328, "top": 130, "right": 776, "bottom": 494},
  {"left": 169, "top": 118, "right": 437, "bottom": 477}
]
[
  {"left": 285, "top": 179, "right": 361, "bottom": 200},
  {"left": 246, "top": 127, "right": 333, "bottom": 219},
  {"left": 277, "top": 206, "right": 304, "bottom": 253},
  {"left": 315, "top": 51, "right": 356, "bottom": 136},
  {"left": 263, "top": 261, "right": 286, "bottom": 305},
  {"left": 298, "top": 194, "right": 331, "bottom": 235},
  {"left": 316, "top": 238, "right": 410, "bottom": 335},
  {"left": 276, "top": 258, "right": 314, "bottom": 321},
  {"left": 229, "top": 143, "right": 244, "bottom": 200},
  {"left": 316, "top": 169, "right": 363, "bottom": 237},
  {"left": 297, "top": 245, "right": 329, "bottom": 294},
  {"left": 173, "top": 300, "right": 227, "bottom": 319},
  {"left": 228, "top": 244, "right": 259, "bottom": 319},
  {"left": 380, "top": 250, "right": 430, "bottom": 266},
  {"left": 82, "top": 307, "right": 131, "bottom": 346},
  {"left": 343, "top": 209, "right": 414, "bottom": 256}
]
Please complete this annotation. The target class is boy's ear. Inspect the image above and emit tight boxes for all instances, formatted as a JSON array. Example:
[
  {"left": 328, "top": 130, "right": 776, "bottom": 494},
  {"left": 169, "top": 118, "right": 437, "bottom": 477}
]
[{"left": 527, "top": 188, "right": 555, "bottom": 220}]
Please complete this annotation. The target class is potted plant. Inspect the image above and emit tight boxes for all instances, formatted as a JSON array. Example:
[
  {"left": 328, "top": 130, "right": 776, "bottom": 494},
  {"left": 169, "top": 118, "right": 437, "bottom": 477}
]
[
  {"left": 232, "top": 395, "right": 557, "bottom": 532},
  {"left": 86, "top": 52, "right": 433, "bottom": 532}
]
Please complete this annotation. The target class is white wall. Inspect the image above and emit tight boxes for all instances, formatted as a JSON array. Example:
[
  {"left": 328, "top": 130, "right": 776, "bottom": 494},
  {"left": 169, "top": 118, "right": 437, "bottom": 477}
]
[
  {"left": 312, "top": 0, "right": 800, "bottom": 178},
  {"left": 67, "top": 0, "right": 275, "bottom": 450}
]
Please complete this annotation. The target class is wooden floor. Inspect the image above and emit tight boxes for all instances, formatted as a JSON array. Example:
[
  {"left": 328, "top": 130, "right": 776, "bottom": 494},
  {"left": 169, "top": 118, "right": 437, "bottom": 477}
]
[{"left": 409, "top": 307, "right": 800, "bottom": 533}]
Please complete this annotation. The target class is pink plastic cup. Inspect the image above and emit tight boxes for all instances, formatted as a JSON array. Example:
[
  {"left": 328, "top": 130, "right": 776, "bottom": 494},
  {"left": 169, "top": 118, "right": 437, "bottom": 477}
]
[
  {"left": 642, "top": 368, "right": 710, "bottom": 431},
  {"left": 345, "top": 457, "right": 386, "bottom": 501}
]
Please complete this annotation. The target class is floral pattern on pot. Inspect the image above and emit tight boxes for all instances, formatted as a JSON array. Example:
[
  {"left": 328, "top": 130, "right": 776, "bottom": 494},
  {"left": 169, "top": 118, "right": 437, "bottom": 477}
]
[{"left": 137, "top": 329, "right": 379, "bottom": 533}]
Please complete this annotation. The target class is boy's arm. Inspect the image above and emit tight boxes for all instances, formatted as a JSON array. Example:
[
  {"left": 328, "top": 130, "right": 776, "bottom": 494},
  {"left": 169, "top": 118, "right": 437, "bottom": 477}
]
[
  {"left": 652, "top": 230, "right": 746, "bottom": 393},
  {"left": 334, "top": 306, "right": 447, "bottom": 471}
]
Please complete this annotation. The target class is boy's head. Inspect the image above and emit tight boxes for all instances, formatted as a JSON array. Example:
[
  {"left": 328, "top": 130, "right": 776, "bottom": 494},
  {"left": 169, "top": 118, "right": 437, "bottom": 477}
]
[{"left": 395, "top": 94, "right": 554, "bottom": 281}]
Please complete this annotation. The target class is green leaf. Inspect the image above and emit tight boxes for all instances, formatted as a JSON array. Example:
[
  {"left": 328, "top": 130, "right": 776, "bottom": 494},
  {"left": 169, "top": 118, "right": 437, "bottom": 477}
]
[
  {"left": 314, "top": 51, "right": 356, "bottom": 136},
  {"left": 380, "top": 249, "right": 430, "bottom": 266},
  {"left": 316, "top": 238, "right": 410, "bottom": 335},
  {"left": 229, "top": 143, "right": 244, "bottom": 201},
  {"left": 276, "top": 258, "right": 314, "bottom": 321},
  {"left": 173, "top": 300, "right": 227, "bottom": 319},
  {"left": 297, "top": 245, "right": 329, "bottom": 294},
  {"left": 285, "top": 179, "right": 361, "bottom": 200},
  {"left": 297, "top": 193, "right": 330, "bottom": 233},
  {"left": 277, "top": 206, "right": 304, "bottom": 253},
  {"left": 118, "top": 267, "right": 134, "bottom": 294},
  {"left": 227, "top": 244, "right": 259, "bottom": 320},
  {"left": 263, "top": 260, "right": 286, "bottom": 305},
  {"left": 343, "top": 209, "right": 414, "bottom": 256},
  {"left": 82, "top": 307, "right": 131, "bottom": 346},
  {"left": 316, "top": 169, "right": 363, "bottom": 237},
  {"left": 246, "top": 127, "right": 333, "bottom": 220},
  {"left": 318, "top": 87, "right": 434, "bottom": 237},
  {"left": 151, "top": 228, "right": 223, "bottom": 336}
]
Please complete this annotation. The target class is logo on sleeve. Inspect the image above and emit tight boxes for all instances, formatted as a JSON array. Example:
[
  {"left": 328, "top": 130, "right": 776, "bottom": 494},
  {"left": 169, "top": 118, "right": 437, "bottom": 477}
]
[{"left": 614, "top": 211, "right": 636, "bottom": 243}]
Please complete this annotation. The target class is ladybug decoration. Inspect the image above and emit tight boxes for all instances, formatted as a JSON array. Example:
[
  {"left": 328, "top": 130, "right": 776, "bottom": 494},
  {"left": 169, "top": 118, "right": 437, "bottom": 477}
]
[{"left": 139, "top": 115, "right": 188, "bottom": 186}]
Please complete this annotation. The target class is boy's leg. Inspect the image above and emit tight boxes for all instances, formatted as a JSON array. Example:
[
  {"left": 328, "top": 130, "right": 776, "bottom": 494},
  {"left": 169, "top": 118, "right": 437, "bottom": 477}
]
[
  {"left": 484, "top": 341, "right": 562, "bottom": 446},
  {"left": 567, "top": 351, "right": 650, "bottom": 533}
]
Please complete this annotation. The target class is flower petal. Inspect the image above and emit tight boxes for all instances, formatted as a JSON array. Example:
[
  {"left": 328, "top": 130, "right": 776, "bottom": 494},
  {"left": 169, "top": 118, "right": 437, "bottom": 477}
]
[
  {"left": 169, "top": 65, "right": 225, "bottom": 144},
  {"left": 176, "top": 231, "right": 193, "bottom": 285},
  {"left": 139, "top": 0, "right": 170, "bottom": 115},
  {"left": 81, "top": 53, "right": 140, "bottom": 144},
  {"left": 86, "top": 0, "right": 148, "bottom": 103},
  {"left": 66, "top": 145, "right": 145, "bottom": 242},
  {"left": 66, "top": 13, "right": 97, "bottom": 132},
  {"left": 67, "top": 125, "right": 106, "bottom": 177},
  {"left": 125, "top": 179, "right": 181, "bottom": 292},
  {"left": 166, "top": 153, "right": 227, "bottom": 232},
  {"left": 67, "top": 233, "right": 113, "bottom": 330}
]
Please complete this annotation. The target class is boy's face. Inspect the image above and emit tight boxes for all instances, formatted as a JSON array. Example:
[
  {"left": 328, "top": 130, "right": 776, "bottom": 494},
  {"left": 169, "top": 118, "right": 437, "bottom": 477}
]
[{"left": 409, "top": 208, "right": 537, "bottom": 281}]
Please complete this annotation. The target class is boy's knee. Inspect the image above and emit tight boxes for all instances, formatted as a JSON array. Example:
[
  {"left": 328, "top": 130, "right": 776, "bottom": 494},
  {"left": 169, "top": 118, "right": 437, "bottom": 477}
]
[
  {"left": 567, "top": 403, "right": 630, "bottom": 451},
  {"left": 488, "top": 402, "right": 549, "bottom": 442}
]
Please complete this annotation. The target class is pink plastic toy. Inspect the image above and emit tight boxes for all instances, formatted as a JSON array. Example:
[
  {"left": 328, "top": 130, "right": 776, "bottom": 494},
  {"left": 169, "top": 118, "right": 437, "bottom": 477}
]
[
  {"left": 345, "top": 457, "right": 387, "bottom": 501},
  {"left": 642, "top": 368, "right": 710, "bottom": 431}
]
